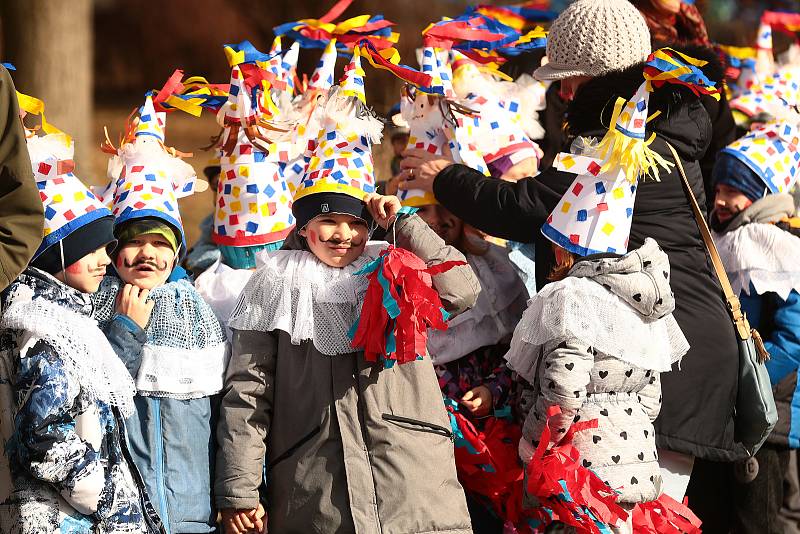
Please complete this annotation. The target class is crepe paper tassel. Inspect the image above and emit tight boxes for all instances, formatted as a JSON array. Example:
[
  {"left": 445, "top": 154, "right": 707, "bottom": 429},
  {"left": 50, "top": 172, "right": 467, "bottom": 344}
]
[
  {"left": 761, "top": 10, "right": 800, "bottom": 34},
  {"left": 468, "top": 4, "right": 557, "bottom": 30},
  {"left": 522, "top": 405, "right": 628, "bottom": 534},
  {"left": 358, "top": 39, "right": 433, "bottom": 90},
  {"left": 2, "top": 62, "right": 15, "bottom": 70},
  {"left": 224, "top": 40, "right": 273, "bottom": 67},
  {"left": 643, "top": 48, "right": 721, "bottom": 100},
  {"left": 631, "top": 494, "right": 702, "bottom": 533},
  {"left": 348, "top": 242, "right": 465, "bottom": 368},
  {"left": 445, "top": 399, "right": 526, "bottom": 523},
  {"left": 15, "top": 91, "right": 69, "bottom": 143},
  {"left": 148, "top": 69, "right": 231, "bottom": 117},
  {"left": 423, "top": 16, "right": 515, "bottom": 51}
]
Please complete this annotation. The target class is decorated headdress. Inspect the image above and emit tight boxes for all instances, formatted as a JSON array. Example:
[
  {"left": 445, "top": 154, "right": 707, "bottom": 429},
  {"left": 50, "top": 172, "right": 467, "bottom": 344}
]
[
  {"left": 730, "top": 67, "right": 800, "bottom": 121},
  {"left": 294, "top": 46, "right": 381, "bottom": 208},
  {"left": 721, "top": 119, "right": 800, "bottom": 195},
  {"left": 212, "top": 56, "right": 298, "bottom": 249},
  {"left": 543, "top": 48, "right": 720, "bottom": 256},
  {"left": 308, "top": 39, "right": 339, "bottom": 92},
  {"left": 103, "top": 94, "right": 206, "bottom": 252}
]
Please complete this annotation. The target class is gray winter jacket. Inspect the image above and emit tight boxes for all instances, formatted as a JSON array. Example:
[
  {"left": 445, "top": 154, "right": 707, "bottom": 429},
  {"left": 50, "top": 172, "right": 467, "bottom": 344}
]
[
  {"left": 215, "top": 214, "right": 480, "bottom": 534},
  {"left": 519, "top": 239, "right": 683, "bottom": 504}
]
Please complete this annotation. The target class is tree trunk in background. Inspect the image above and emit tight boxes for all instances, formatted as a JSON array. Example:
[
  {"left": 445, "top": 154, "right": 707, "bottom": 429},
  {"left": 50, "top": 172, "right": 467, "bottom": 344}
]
[{"left": 0, "top": 0, "right": 93, "bottom": 169}]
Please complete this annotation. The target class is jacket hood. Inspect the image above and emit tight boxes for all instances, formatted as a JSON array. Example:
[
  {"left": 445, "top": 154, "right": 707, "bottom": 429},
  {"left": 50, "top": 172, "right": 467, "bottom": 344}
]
[
  {"left": 2, "top": 267, "right": 94, "bottom": 317},
  {"left": 723, "top": 193, "right": 796, "bottom": 232},
  {"left": 566, "top": 45, "right": 722, "bottom": 160},
  {"left": 568, "top": 238, "right": 675, "bottom": 319}
]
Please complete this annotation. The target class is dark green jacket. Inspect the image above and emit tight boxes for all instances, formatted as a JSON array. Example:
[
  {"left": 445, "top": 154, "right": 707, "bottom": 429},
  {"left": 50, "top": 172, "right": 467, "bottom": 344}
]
[{"left": 0, "top": 65, "right": 44, "bottom": 291}]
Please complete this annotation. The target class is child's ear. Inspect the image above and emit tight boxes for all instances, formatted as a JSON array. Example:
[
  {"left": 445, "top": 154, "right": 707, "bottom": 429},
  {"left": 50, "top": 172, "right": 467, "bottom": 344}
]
[{"left": 298, "top": 228, "right": 307, "bottom": 238}]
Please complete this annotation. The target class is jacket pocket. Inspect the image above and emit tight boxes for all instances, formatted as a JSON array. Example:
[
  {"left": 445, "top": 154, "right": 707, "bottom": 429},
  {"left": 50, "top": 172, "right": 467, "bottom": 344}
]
[
  {"left": 381, "top": 413, "right": 454, "bottom": 440},
  {"left": 267, "top": 425, "right": 321, "bottom": 470}
]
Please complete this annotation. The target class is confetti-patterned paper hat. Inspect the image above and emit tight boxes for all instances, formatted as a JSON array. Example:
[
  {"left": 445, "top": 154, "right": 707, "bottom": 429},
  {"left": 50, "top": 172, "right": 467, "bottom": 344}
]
[
  {"left": 542, "top": 153, "right": 637, "bottom": 256},
  {"left": 308, "top": 38, "right": 339, "bottom": 92},
  {"left": 294, "top": 48, "right": 381, "bottom": 203},
  {"left": 721, "top": 119, "right": 800, "bottom": 194},
  {"left": 758, "top": 20, "right": 773, "bottom": 51},
  {"left": 212, "top": 63, "right": 297, "bottom": 247},
  {"left": 28, "top": 132, "right": 112, "bottom": 258},
  {"left": 731, "top": 67, "right": 800, "bottom": 120},
  {"left": 105, "top": 95, "right": 204, "bottom": 250},
  {"left": 542, "top": 48, "right": 721, "bottom": 256},
  {"left": 420, "top": 46, "right": 455, "bottom": 98}
]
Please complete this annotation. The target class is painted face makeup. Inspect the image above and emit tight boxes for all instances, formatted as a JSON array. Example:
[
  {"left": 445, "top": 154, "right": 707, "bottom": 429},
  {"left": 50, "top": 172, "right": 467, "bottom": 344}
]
[
  {"left": 300, "top": 213, "right": 369, "bottom": 268},
  {"left": 56, "top": 246, "right": 112, "bottom": 293},
  {"left": 115, "top": 233, "right": 177, "bottom": 289}
]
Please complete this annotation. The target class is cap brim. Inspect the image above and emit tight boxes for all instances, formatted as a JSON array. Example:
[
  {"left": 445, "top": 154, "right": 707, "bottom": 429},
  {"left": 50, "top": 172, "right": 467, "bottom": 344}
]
[{"left": 534, "top": 63, "right": 591, "bottom": 82}]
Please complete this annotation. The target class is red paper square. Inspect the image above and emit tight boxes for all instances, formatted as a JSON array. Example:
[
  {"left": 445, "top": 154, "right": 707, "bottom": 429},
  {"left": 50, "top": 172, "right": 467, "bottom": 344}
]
[
  {"left": 587, "top": 161, "right": 602, "bottom": 176},
  {"left": 569, "top": 234, "right": 580, "bottom": 244},
  {"left": 63, "top": 210, "right": 75, "bottom": 221},
  {"left": 38, "top": 162, "right": 52, "bottom": 175},
  {"left": 596, "top": 202, "right": 608, "bottom": 212},
  {"left": 572, "top": 183, "right": 584, "bottom": 196}
]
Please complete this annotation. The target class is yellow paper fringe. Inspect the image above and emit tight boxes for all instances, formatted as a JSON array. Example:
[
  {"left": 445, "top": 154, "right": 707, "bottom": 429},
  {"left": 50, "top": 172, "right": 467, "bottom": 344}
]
[{"left": 594, "top": 97, "right": 674, "bottom": 183}]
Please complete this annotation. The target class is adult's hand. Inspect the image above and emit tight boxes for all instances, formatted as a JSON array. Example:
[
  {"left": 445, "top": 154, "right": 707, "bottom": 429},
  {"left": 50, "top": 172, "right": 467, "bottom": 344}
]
[{"left": 397, "top": 147, "right": 455, "bottom": 194}]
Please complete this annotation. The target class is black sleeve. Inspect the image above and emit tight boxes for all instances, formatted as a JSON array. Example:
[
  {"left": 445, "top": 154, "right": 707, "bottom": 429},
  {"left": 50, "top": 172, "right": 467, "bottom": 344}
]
[{"left": 432, "top": 163, "right": 566, "bottom": 243}]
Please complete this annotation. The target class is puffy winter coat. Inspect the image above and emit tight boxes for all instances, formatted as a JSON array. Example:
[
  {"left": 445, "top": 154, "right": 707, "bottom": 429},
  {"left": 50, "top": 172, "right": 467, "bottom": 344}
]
[
  {"left": 0, "top": 268, "right": 162, "bottom": 534},
  {"left": 430, "top": 60, "right": 742, "bottom": 462},
  {"left": 508, "top": 239, "right": 688, "bottom": 504},
  {"left": 215, "top": 214, "right": 480, "bottom": 534}
]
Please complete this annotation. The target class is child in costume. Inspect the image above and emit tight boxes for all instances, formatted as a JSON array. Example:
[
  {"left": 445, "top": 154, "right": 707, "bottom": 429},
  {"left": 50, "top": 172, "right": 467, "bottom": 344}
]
[
  {"left": 215, "top": 47, "right": 480, "bottom": 534},
  {"left": 505, "top": 78, "right": 692, "bottom": 533},
  {"left": 416, "top": 202, "right": 528, "bottom": 531},
  {"left": 91, "top": 95, "right": 228, "bottom": 534},
  {"left": 0, "top": 113, "right": 161, "bottom": 534},
  {"left": 710, "top": 118, "right": 800, "bottom": 533},
  {"left": 195, "top": 44, "right": 302, "bottom": 328}
]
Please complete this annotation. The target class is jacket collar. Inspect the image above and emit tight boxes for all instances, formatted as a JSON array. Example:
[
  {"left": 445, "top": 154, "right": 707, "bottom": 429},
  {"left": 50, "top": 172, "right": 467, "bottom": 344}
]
[{"left": 3, "top": 267, "right": 95, "bottom": 317}]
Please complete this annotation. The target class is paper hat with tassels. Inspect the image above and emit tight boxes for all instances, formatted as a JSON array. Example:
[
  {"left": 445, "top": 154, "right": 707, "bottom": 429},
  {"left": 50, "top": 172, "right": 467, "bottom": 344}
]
[
  {"left": 265, "top": 37, "right": 300, "bottom": 94},
  {"left": 294, "top": 47, "right": 380, "bottom": 202},
  {"left": 212, "top": 62, "right": 297, "bottom": 247},
  {"left": 419, "top": 47, "right": 455, "bottom": 98},
  {"left": 104, "top": 95, "right": 204, "bottom": 250},
  {"left": 543, "top": 48, "right": 720, "bottom": 256},
  {"left": 721, "top": 120, "right": 800, "bottom": 194},
  {"left": 308, "top": 39, "right": 339, "bottom": 92},
  {"left": 27, "top": 131, "right": 112, "bottom": 258},
  {"left": 757, "top": 20, "right": 773, "bottom": 51}
]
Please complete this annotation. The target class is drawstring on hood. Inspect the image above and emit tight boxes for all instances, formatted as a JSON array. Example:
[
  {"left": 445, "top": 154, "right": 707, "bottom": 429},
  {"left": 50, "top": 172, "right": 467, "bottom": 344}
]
[{"left": 569, "top": 238, "right": 675, "bottom": 319}]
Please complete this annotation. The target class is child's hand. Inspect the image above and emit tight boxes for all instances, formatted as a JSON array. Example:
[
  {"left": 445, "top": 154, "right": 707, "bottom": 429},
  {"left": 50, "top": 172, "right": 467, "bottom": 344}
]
[
  {"left": 364, "top": 193, "right": 402, "bottom": 229},
  {"left": 115, "top": 284, "right": 155, "bottom": 329},
  {"left": 461, "top": 385, "right": 493, "bottom": 418},
  {"left": 221, "top": 505, "right": 266, "bottom": 534}
]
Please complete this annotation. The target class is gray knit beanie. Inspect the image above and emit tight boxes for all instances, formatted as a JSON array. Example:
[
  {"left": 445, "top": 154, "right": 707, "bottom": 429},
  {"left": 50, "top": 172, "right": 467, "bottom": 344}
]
[{"left": 535, "top": 0, "right": 652, "bottom": 81}]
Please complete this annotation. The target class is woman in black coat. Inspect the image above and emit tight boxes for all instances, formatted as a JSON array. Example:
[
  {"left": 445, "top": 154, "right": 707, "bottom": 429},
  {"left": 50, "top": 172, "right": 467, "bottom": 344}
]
[{"left": 399, "top": 46, "right": 743, "bottom": 522}]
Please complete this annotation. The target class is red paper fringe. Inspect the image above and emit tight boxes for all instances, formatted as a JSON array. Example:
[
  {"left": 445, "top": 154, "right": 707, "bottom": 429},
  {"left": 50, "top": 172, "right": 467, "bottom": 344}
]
[{"left": 631, "top": 494, "right": 702, "bottom": 533}]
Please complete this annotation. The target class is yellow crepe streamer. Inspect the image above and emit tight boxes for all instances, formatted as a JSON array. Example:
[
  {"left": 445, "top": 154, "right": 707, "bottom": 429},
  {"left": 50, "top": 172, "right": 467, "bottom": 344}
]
[
  {"left": 594, "top": 96, "right": 673, "bottom": 183},
  {"left": 16, "top": 91, "right": 70, "bottom": 145}
]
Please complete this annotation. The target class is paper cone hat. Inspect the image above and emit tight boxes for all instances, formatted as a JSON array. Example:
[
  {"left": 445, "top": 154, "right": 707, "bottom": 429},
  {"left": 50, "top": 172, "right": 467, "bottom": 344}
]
[
  {"left": 308, "top": 39, "right": 338, "bottom": 92},
  {"left": 542, "top": 153, "right": 637, "bottom": 256},
  {"left": 294, "top": 52, "right": 380, "bottom": 202},
  {"left": 758, "top": 21, "right": 773, "bottom": 50},
  {"left": 731, "top": 68, "right": 800, "bottom": 119},
  {"left": 106, "top": 100, "right": 203, "bottom": 248},
  {"left": 134, "top": 95, "right": 167, "bottom": 142},
  {"left": 721, "top": 120, "right": 800, "bottom": 194},
  {"left": 221, "top": 65, "right": 258, "bottom": 125},
  {"left": 420, "top": 47, "right": 455, "bottom": 98},
  {"left": 28, "top": 133, "right": 112, "bottom": 258}
]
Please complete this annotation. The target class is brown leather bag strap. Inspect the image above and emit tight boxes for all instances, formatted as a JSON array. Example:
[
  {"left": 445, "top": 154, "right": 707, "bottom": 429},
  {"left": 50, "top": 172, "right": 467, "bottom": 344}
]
[{"left": 664, "top": 141, "right": 751, "bottom": 341}]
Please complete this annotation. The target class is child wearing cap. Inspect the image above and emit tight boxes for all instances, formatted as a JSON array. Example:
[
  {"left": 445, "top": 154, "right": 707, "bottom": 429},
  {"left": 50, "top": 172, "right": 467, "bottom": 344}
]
[
  {"left": 215, "top": 47, "right": 480, "bottom": 534},
  {"left": 0, "top": 126, "right": 161, "bottom": 534},
  {"left": 710, "top": 120, "right": 800, "bottom": 531},
  {"left": 91, "top": 96, "right": 228, "bottom": 534},
  {"left": 505, "top": 79, "right": 691, "bottom": 532}
]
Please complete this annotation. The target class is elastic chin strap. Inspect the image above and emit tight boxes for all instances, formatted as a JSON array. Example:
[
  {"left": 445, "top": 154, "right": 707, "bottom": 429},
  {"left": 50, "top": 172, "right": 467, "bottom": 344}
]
[{"left": 59, "top": 240, "right": 68, "bottom": 285}]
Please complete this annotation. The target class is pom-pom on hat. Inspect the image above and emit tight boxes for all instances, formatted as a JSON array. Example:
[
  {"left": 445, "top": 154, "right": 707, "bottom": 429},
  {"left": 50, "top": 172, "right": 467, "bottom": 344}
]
[
  {"left": 720, "top": 119, "right": 800, "bottom": 196},
  {"left": 534, "top": 0, "right": 651, "bottom": 81}
]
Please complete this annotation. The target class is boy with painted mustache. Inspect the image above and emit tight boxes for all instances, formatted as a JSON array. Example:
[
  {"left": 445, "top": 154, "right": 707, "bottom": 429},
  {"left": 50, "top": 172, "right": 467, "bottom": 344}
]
[{"left": 90, "top": 96, "right": 228, "bottom": 534}]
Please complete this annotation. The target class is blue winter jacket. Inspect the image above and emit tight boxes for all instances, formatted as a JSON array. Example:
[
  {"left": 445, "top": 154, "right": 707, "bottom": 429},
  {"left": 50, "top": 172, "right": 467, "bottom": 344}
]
[
  {"left": 741, "top": 285, "right": 800, "bottom": 448},
  {"left": 98, "top": 269, "right": 221, "bottom": 534}
]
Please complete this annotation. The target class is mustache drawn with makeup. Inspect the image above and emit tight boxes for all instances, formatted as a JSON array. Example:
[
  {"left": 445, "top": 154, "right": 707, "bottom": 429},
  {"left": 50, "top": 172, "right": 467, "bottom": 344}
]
[
  {"left": 319, "top": 235, "right": 366, "bottom": 249},
  {"left": 122, "top": 257, "right": 170, "bottom": 272}
]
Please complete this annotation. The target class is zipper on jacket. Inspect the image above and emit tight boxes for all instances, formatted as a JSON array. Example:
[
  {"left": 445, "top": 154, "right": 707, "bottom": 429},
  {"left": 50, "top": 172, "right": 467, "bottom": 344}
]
[
  {"left": 113, "top": 407, "right": 167, "bottom": 534},
  {"left": 151, "top": 398, "right": 172, "bottom": 534},
  {"left": 267, "top": 425, "right": 321, "bottom": 470},
  {"left": 381, "top": 413, "right": 454, "bottom": 441}
]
